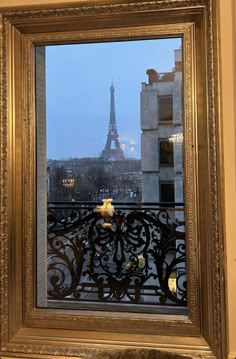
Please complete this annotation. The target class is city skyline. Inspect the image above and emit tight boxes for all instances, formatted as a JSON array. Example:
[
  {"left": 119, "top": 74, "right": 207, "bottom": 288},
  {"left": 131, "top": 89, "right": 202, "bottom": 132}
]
[{"left": 45, "top": 37, "right": 181, "bottom": 160}]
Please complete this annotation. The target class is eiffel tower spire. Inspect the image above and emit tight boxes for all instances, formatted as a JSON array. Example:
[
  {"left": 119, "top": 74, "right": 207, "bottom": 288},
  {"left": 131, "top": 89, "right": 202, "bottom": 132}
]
[{"left": 101, "top": 83, "right": 125, "bottom": 161}]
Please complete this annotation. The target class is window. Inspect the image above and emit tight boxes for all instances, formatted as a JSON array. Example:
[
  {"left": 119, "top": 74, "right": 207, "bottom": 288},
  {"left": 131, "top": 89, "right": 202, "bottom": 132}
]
[
  {"left": 38, "top": 39, "right": 185, "bottom": 312},
  {"left": 160, "top": 139, "right": 174, "bottom": 165},
  {"left": 160, "top": 182, "right": 175, "bottom": 203},
  {"left": 1, "top": 2, "right": 227, "bottom": 357},
  {"left": 159, "top": 95, "right": 173, "bottom": 122}
]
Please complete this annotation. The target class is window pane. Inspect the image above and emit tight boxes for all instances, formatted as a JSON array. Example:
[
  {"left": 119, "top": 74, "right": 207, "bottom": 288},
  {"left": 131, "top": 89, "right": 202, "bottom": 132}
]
[
  {"left": 160, "top": 182, "right": 175, "bottom": 202},
  {"left": 160, "top": 140, "right": 174, "bottom": 165},
  {"left": 36, "top": 38, "right": 186, "bottom": 313},
  {"left": 159, "top": 96, "right": 173, "bottom": 122}
]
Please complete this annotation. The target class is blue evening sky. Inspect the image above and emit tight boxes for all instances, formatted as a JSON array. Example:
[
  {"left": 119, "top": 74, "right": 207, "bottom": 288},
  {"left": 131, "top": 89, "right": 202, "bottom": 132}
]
[{"left": 46, "top": 37, "right": 181, "bottom": 160}]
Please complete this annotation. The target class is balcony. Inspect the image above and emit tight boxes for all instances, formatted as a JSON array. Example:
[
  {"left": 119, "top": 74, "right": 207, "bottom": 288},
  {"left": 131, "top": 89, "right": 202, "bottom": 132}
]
[{"left": 47, "top": 201, "right": 186, "bottom": 313}]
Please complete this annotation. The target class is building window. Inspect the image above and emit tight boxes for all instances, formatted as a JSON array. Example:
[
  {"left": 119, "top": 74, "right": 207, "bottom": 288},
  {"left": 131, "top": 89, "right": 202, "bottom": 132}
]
[
  {"left": 160, "top": 139, "right": 174, "bottom": 165},
  {"left": 160, "top": 182, "right": 175, "bottom": 203},
  {"left": 159, "top": 95, "right": 173, "bottom": 122}
]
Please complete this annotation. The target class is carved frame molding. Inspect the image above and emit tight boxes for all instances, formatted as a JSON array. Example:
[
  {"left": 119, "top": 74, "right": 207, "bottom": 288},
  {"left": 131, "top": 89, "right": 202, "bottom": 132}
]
[{"left": 0, "top": 0, "right": 226, "bottom": 358}]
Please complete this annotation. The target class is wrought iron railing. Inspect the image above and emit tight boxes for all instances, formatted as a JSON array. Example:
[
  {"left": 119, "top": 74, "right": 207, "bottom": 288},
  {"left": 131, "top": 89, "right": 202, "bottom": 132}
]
[{"left": 47, "top": 201, "right": 186, "bottom": 309}]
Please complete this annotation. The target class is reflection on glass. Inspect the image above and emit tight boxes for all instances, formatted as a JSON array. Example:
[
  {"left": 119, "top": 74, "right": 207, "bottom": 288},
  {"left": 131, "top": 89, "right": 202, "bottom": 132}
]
[{"left": 36, "top": 38, "right": 186, "bottom": 313}]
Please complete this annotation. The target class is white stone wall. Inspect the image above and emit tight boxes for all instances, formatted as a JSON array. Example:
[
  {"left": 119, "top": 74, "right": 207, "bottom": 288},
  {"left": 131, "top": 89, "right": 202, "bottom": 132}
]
[
  {"left": 140, "top": 48, "right": 183, "bottom": 204},
  {"left": 141, "top": 131, "right": 159, "bottom": 172},
  {"left": 142, "top": 173, "right": 160, "bottom": 202},
  {"left": 140, "top": 90, "right": 158, "bottom": 129}
]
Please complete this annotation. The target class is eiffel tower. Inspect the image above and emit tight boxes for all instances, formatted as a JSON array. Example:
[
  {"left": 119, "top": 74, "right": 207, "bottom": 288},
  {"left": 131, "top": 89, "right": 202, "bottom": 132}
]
[{"left": 101, "top": 83, "right": 125, "bottom": 161}]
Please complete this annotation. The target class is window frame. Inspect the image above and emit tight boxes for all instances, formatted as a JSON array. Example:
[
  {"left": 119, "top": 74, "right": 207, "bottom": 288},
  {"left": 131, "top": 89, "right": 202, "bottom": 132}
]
[
  {"left": 159, "top": 181, "right": 175, "bottom": 203},
  {"left": 158, "top": 95, "right": 173, "bottom": 123},
  {"left": 0, "top": 1, "right": 226, "bottom": 358},
  {"left": 159, "top": 138, "right": 174, "bottom": 166}
]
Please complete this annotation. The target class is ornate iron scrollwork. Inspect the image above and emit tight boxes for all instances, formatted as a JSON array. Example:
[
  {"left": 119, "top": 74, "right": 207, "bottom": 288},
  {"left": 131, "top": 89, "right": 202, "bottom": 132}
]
[{"left": 47, "top": 202, "right": 186, "bottom": 307}]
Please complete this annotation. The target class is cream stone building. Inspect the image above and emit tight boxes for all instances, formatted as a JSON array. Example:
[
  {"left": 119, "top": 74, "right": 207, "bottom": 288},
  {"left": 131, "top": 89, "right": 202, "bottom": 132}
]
[{"left": 141, "top": 49, "right": 183, "bottom": 212}]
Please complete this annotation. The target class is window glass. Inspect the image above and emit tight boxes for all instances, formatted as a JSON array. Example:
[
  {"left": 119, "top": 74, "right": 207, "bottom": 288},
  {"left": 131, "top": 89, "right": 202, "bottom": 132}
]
[
  {"left": 160, "top": 182, "right": 175, "bottom": 202},
  {"left": 160, "top": 140, "right": 174, "bottom": 165},
  {"left": 159, "top": 96, "right": 173, "bottom": 122},
  {"left": 36, "top": 38, "right": 185, "bottom": 313}
]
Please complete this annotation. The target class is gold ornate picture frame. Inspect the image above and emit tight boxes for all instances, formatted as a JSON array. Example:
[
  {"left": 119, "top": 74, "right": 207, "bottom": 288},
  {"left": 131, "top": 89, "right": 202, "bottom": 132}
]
[{"left": 0, "top": 1, "right": 226, "bottom": 358}]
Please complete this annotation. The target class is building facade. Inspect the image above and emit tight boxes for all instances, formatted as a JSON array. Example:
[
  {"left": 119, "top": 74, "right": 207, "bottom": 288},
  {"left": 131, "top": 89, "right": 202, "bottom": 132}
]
[{"left": 141, "top": 48, "right": 183, "bottom": 212}]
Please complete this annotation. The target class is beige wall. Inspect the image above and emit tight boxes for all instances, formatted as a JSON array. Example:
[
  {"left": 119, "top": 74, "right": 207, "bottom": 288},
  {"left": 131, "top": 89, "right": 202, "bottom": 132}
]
[
  {"left": 218, "top": 1, "right": 236, "bottom": 358},
  {"left": 0, "top": 0, "right": 235, "bottom": 357}
]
